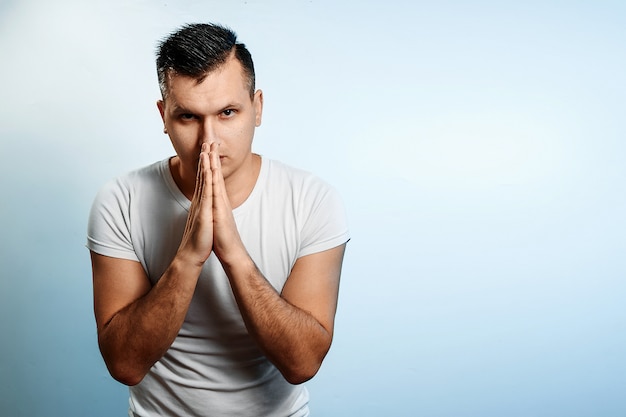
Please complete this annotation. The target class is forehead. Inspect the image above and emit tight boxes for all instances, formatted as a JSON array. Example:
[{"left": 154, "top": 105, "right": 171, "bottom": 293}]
[{"left": 164, "top": 57, "right": 250, "bottom": 109}]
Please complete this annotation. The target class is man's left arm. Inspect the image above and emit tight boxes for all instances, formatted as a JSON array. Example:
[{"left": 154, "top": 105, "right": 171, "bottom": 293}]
[
  {"left": 208, "top": 145, "right": 346, "bottom": 384},
  {"left": 221, "top": 244, "right": 346, "bottom": 385}
]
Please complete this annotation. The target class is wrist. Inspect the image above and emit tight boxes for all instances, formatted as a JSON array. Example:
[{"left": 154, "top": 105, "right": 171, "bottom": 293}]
[
  {"left": 217, "top": 246, "right": 254, "bottom": 272},
  {"left": 174, "top": 247, "right": 209, "bottom": 270}
]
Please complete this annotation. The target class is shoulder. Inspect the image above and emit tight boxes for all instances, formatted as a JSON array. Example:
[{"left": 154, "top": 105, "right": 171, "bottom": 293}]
[
  {"left": 95, "top": 159, "right": 168, "bottom": 201},
  {"left": 263, "top": 158, "right": 337, "bottom": 198},
  {"left": 262, "top": 159, "right": 350, "bottom": 257},
  {"left": 262, "top": 157, "right": 347, "bottom": 224},
  {"left": 90, "top": 159, "right": 172, "bottom": 222}
]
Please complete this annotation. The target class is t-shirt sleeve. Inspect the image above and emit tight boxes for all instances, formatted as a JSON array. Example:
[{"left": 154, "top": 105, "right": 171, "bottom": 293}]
[
  {"left": 86, "top": 178, "right": 139, "bottom": 262},
  {"left": 298, "top": 180, "right": 350, "bottom": 258}
]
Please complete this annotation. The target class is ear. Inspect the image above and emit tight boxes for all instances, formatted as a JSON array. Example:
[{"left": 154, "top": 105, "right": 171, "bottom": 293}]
[
  {"left": 157, "top": 100, "right": 166, "bottom": 122},
  {"left": 253, "top": 90, "right": 263, "bottom": 127}
]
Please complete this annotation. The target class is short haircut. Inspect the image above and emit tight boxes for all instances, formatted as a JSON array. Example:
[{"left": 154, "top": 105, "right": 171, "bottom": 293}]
[{"left": 156, "top": 23, "right": 255, "bottom": 99}]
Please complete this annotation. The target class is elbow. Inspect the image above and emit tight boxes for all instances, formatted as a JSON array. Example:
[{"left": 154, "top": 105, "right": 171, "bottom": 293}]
[
  {"left": 114, "top": 372, "right": 145, "bottom": 387},
  {"left": 281, "top": 354, "right": 326, "bottom": 385},
  {"left": 283, "top": 366, "right": 319, "bottom": 385},
  {"left": 99, "top": 345, "right": 147, "bottom": 386},
  {"left": 121, "top": 376, "right": 144, "bottom": 386},
  {"left": 106, "top": 361, "right": 147, "bottom": 386},
  {"left": 98, "top": 335, "right": 148, "bottom": 386},
  {"left": 281, "top": 334, "right": 333, "bottom": 384}
]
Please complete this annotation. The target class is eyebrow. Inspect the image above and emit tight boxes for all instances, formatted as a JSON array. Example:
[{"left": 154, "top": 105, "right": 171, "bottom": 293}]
[
  {"left": 217, "top": 102, "right": 242, "bottom": 113},
  {"left": 168, "top": 99, "right": 244, "bottom": 116},
  {"left": 169, "top": 103, "right": 194, "bottom": 115}
]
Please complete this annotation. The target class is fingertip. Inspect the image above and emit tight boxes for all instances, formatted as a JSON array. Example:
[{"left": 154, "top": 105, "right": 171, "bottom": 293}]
[{"left": 198, "top": 152, "right": 210, "bottom": 173}]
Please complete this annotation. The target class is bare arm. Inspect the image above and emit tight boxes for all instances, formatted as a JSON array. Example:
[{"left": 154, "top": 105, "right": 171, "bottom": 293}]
[
  {"left": 91, "top": 253, "right": 202, "bottom": 385},
  {"left": 209, "top": 146, "right": 347, "bottom": 384},
  {"left": 92, "top": 147, "right": 214, "bottom": 386},
  {"left": 220, "top": 245, "right": 346, "bottom": 385}
]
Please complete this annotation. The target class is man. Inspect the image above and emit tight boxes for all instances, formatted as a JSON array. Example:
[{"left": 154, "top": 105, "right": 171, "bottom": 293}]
[{"left": 87, "top": 23, "right": 349, "bottom": 416}]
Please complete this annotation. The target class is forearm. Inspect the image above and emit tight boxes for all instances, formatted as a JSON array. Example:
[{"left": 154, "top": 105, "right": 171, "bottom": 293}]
[
  {"left": 222, "top": 255, "right": 332, "bottom": 384},
  {"left": 98, "top": 257, "right": 202, "bottom": 385}
]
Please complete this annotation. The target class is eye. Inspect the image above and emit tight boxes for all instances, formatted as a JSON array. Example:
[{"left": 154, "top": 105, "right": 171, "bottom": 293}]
[
  {"left": 179, "top": 113, "right": 197, "bottom": 121},
  {"left": 221, "top": 109, "right": 236, "bottom": 118}
]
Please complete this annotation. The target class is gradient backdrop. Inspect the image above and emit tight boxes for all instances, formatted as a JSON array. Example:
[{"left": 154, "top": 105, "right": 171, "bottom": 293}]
[{"left": 1, "top": 0, "right": 625, "bottom": 416}]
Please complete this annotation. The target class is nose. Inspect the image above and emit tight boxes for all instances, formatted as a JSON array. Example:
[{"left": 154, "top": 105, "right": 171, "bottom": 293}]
[{"left": 200, "top": 120, "right": 220, "bottom": 146}]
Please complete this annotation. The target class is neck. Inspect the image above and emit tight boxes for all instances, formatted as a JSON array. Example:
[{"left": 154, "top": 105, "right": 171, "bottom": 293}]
[
  {"left": 224, "top": 153, "right": 261, "bottom": 208},
  {"left": 169, "top": 157, "right": 195, "bottom": 200},
  {"left": 169, "top": 154, "right": 261, "bottom": 209}
]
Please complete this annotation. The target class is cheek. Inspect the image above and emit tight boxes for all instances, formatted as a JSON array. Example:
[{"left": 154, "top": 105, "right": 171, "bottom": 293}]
[
  {"left": 225, "top": 120, "right": 254, "bottom": 143},
  {"left": 169, "top": 129, "right": 200, "bottom": 155}
]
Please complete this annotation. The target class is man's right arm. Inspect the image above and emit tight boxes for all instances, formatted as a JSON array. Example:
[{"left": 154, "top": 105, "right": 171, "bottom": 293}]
[
  {"left": 91, "top": 148, "right": 214, "bottom": 386},
  {"left": 91, "top": 252, "right": 203, "bottom": 386}
]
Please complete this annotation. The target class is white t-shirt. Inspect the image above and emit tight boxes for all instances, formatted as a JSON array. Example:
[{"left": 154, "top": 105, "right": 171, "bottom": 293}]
[{"left": 87, "top": 157, "right": 350, "bottom": 417}]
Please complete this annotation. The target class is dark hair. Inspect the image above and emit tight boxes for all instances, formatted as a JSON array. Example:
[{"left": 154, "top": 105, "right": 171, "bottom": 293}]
[{"left": 156, "top": 23, "right": 255, "bottom": 98}]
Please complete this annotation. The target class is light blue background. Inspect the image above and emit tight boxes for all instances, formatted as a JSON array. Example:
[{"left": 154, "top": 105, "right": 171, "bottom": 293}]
[{"left": 1, "top": 1, "right": 625, "bottom": 416}]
